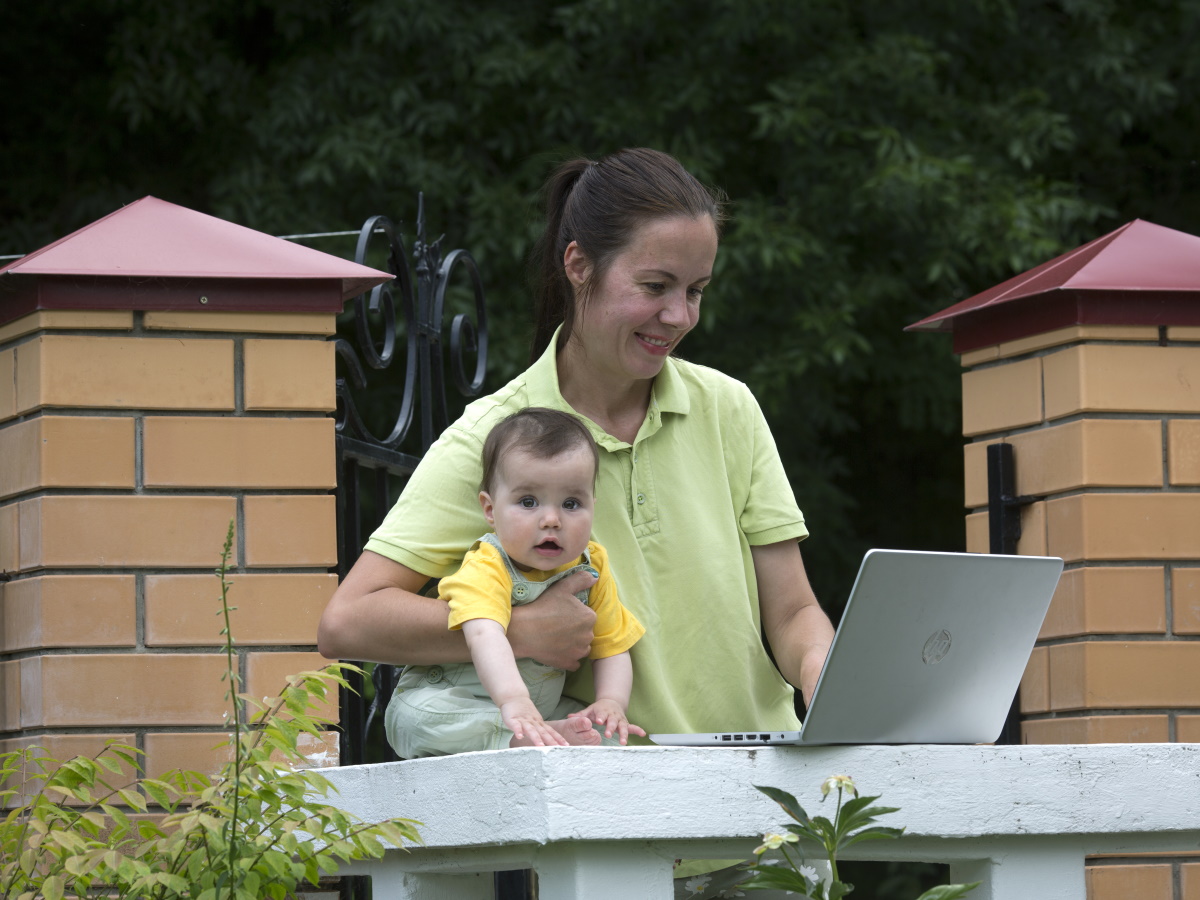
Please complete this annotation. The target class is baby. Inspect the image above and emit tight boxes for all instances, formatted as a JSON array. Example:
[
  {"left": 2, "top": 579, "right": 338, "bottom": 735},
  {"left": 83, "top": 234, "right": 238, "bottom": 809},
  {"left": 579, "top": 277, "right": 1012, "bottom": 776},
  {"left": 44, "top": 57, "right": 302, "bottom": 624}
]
[{"left": 385, "top": 407, "right": 645, "bottom": 757}]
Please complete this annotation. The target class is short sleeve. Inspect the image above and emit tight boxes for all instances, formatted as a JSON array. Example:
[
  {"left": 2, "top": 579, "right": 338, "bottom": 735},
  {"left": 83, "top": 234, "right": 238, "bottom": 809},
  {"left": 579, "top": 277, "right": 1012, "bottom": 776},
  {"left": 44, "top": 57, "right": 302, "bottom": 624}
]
[
  {"left": 737, "top": 386, "right": 808, "bottom": 545},
  {"left": 442, "top": 545, "right": 515, "bottom": 631},
  {"left": 364, "top": 424, "right": 490, "bottom": 577}
]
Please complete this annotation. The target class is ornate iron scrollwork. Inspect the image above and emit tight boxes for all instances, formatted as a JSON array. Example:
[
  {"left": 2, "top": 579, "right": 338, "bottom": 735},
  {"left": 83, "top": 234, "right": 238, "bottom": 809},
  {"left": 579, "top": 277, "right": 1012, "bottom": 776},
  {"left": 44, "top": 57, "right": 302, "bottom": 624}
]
[{"left": 334, "top": 193, "right": 488, "bottom": 456}]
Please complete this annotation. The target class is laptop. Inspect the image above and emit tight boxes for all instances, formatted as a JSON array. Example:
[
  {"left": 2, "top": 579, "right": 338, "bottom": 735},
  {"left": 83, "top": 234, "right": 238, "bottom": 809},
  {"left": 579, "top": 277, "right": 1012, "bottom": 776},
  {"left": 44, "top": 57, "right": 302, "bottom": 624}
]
[{"left": 650, "top": 549, "right": 1063, "bottom": 747}]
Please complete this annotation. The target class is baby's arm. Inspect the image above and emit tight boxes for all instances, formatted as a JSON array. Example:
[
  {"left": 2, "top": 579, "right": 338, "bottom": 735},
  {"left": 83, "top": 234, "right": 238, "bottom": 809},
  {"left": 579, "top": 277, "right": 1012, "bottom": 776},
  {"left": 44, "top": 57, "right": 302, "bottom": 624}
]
[
  {"left": 568, "top": 651, "right": 646, "bottom": 745},
  {"left": 460, "top": 618, "right": 569, "bottom": 747}
]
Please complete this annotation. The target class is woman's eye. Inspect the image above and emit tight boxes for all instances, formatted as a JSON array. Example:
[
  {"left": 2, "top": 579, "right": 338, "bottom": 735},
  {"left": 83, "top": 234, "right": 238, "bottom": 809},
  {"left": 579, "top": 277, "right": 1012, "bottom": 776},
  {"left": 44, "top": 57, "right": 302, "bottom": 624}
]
[
  {"left": 645, "top": 282, "right": 665, "bottom": 293},
  {"left": 688, "top": 286, "right": 705, "bottom": 301},
  {"left": 519, "top": 497, "right": 537, "bottom": 509}
]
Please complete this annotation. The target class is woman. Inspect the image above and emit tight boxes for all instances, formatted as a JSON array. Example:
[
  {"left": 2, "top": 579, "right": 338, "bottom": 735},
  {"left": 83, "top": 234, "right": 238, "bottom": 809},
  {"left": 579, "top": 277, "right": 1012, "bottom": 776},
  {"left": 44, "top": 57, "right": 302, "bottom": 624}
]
[
  {"left": 318, "top": 146, "right": 831, "bottom": 743},
  {"left": 320, "top": 147, "right": 833, "bottom": 899}
]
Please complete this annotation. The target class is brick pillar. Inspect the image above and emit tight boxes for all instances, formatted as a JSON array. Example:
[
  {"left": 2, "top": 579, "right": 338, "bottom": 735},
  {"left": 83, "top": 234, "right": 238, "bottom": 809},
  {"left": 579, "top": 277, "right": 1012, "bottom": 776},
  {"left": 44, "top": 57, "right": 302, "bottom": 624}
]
[
  {"left": 909, "top": 220, "right": 1200, "bottom": 900},
  {"left": 0, "top": 198, "right": 389, "bottom": 775},
  {"left": 958, "top": 323, "right": 1200, "bottom": 744}
]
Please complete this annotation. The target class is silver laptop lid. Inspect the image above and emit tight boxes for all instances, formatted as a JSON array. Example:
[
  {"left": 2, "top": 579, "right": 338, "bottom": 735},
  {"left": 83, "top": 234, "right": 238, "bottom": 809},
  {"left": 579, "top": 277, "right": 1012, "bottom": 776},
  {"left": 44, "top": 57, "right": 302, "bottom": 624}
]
[{"left": 798, "top": 549, "right": 1062, "bottom": 744}]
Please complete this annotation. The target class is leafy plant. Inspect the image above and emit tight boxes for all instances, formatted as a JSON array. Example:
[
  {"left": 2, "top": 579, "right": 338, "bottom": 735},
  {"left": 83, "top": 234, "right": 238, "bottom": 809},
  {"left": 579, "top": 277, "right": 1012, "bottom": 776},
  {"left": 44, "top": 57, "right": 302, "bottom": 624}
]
[
  {"left": 0, "top": 521, "right": 420, "bottom": 899},
  {"left": 743, "top": 774, "right": 976, "bottom": 900}
]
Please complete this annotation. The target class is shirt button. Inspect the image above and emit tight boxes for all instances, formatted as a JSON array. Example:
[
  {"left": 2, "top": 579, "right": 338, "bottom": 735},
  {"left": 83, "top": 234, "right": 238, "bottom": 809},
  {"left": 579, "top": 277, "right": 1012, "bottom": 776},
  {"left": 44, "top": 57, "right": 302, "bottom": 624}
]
[
  {"left": 637, "top": 493, "right": 645, "bottom": 505},
  {"left": 426, "top": 666, "right": 444, "bottom": 684}
]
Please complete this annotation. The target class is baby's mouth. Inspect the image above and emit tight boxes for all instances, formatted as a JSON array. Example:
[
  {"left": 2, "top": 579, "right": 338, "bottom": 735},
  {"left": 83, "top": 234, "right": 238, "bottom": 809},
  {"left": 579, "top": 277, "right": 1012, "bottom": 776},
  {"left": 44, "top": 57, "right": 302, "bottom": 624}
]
[{"left": 535, "top": 538, "right": 562, "bottom": 554}]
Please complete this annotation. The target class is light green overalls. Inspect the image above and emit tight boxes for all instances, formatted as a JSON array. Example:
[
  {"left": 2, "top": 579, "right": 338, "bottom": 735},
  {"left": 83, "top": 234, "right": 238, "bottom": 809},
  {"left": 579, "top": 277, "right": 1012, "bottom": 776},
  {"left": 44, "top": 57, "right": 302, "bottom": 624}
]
[{"left": 384, "top": 534, "right": 598, "bottom": 758}]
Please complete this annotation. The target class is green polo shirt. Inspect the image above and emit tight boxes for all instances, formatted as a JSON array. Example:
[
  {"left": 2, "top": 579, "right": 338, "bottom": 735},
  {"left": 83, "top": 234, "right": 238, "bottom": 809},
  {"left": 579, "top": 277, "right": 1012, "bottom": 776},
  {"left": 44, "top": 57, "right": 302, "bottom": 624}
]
[{"left": 366, "top": 334, "right": 808, "bottom": 736}]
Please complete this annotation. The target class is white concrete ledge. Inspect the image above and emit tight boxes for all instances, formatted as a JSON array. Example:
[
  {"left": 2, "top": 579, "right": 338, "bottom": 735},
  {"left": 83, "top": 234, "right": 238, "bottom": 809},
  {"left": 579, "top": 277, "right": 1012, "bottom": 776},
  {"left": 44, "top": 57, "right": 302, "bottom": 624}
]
[{"left": 323, "top": 744, "right": 1200, "bottom": 899}]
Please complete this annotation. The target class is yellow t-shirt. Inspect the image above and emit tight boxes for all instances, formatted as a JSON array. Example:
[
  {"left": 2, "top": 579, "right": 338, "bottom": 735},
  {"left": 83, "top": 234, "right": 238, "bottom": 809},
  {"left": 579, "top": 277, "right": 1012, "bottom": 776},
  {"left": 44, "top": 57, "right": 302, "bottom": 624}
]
[{"left": 441, "top": 539, "right": 644, "bottom": 660}]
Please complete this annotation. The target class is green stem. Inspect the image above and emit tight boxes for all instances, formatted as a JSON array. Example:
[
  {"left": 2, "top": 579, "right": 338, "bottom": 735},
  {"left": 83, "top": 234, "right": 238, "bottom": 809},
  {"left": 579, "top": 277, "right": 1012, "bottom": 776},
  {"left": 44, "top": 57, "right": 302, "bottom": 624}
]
[
  {"left": 827, "top": 787, "right": 844, "bottom": 885},
  {"left": 216, "top": 520, "right": 241, "bottom": 900}
]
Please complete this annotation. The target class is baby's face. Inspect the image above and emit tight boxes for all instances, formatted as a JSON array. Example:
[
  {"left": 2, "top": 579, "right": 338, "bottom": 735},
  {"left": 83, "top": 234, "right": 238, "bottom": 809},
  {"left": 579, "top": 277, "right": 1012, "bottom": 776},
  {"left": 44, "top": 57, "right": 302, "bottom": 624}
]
[{"left": 479, "top": 445, "right": 596, "bottom": 571}]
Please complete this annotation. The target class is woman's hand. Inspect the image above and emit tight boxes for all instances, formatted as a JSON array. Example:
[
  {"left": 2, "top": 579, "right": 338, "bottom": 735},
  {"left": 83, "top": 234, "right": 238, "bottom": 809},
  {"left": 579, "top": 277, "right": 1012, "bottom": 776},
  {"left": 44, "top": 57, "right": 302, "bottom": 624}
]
[{"left": 507, "top": 570, "right": 598, "bottom": 670}]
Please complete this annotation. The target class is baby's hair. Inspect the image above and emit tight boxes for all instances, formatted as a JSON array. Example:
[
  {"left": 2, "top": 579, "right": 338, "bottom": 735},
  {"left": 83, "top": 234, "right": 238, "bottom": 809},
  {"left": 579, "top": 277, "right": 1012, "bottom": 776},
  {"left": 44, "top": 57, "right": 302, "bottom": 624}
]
[{"left": 480, "top": 408, "right": 599, "bottom": 494}]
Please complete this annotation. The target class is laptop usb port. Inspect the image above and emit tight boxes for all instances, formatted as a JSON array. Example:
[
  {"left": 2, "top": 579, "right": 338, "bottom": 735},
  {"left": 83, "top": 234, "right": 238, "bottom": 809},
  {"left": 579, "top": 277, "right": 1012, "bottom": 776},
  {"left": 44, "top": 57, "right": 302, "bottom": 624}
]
[
  {"left": 733, "top": 734, "right": 743, "bottom": 740},
  {"left": 721, "top": 734, "right": 732, "bottom": 741}
]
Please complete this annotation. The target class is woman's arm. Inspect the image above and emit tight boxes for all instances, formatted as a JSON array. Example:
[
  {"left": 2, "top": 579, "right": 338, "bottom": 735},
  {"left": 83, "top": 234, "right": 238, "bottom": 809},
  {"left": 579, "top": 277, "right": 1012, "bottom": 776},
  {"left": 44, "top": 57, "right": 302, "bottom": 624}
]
[
  {"left": 753, "top": 540, "right": 835, "bottom": 706},
  {"left": 317, "top": 549, "right": 599, "bottom": 668}
]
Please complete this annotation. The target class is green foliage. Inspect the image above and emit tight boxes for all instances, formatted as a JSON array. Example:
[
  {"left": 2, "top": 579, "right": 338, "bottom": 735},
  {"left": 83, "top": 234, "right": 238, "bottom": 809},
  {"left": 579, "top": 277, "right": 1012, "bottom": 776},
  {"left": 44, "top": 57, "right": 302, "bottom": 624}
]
[
  {"left": 744, "top": 775, "right": 976, "bottom": 900},
  {"left": 0, "top": 522, "right": 419, "bottom": 899}
]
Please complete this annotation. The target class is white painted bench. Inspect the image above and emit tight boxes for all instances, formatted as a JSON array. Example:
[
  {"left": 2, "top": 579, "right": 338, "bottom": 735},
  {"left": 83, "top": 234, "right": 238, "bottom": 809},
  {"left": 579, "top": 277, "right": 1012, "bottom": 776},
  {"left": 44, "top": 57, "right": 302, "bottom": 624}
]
[{"left": 324, "top": 743, "right": 1200, "bottom": 899}]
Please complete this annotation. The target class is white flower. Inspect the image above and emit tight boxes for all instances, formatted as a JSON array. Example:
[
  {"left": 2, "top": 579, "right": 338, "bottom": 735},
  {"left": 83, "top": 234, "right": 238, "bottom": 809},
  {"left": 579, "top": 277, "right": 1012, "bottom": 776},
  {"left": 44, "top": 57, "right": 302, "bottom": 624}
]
[
  {"left": 754, "top": 831, "right": 800, "bottom": 855},
  {"left": 820, "top": 774, "right": 857, "bottom": 799},
  {"left": 684, "top": 873, "right": 712, "bottom": 895},
  {"left": 798, "top": 864, "right": 820, "bottom": 883}
]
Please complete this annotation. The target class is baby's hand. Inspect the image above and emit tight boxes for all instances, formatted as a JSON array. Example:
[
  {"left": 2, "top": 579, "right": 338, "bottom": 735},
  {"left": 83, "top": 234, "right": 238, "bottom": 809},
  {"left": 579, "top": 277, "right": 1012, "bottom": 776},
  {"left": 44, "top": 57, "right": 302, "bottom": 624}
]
[
  {"left": 500, "top": 697, "right": 570, "bottom": 747},
  {"left": 568, "top": 699, "right": 647, "bottom": 745}
]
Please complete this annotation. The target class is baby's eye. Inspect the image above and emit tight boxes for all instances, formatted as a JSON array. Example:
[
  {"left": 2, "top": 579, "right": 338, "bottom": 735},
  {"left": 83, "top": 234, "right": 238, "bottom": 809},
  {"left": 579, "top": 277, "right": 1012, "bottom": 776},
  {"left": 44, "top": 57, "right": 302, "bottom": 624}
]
[
  {"left": 519, "top": 496, "right": 538, "bottom": 509},
  {"left": 562, "top": 498, "right": 580, "bottom": 510}
]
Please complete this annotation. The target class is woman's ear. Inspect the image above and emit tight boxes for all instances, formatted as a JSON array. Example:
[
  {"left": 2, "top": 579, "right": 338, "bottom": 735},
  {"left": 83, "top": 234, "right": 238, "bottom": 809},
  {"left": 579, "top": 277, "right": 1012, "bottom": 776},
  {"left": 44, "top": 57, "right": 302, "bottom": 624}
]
[
  {"left": 563, "top": 240, "right": 592, "bottom": 289},
  {"left": 479, "top": 491, "right": 496, "bottom": 526}
]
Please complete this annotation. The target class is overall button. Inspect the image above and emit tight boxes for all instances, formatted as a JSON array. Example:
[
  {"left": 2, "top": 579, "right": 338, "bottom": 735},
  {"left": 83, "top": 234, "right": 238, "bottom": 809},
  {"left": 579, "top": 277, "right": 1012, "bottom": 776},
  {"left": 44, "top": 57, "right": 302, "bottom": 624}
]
[
  {"left": 425, "top": 666, "right": 444, "bottom": 684},
  {"left": 513, "top": 584, "right": 529, "bottom": 599}
]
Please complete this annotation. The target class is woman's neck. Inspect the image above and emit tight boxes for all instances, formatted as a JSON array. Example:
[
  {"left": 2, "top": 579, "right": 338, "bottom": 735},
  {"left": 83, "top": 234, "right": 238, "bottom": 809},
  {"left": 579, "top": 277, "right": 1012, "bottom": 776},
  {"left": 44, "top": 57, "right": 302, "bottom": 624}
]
[{"left": 556, "top": 344, "right": 653, "bottom": 444}]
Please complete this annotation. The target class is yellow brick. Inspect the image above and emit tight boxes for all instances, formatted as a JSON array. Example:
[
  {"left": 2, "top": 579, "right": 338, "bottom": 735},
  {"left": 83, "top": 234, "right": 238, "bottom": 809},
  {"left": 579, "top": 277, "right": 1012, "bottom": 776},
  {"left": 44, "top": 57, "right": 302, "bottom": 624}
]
[
  {"left": 1183, "top": 862, "right": 1200, "bottom": 900},
  {"left": 145, "top": 572, "right": 336, "bottom": 646},
  {"left": 1044, "top": 344, "right": 1200, "bottom": 419},
  {"left": 1, "top": 575, "right": 136, "bottom": 651},
  {"left": 15, "top": 335, "right": 234, "bottom": 413},
  {"left": 963, "top": 422, "right": 1162, "bottom": 509},
  {"left": 1174, "top": 567, "right": 1200, "bottom": 634},
  {"left": 0, "top": 416, "right": 135, "bottom": 500},
  {"left": 1018, "top": 646, "right": 1049, "bottom": 714},
  {"left": 0, "top": 348, "right": 14, "bottom": 421},
  {"left": 0, "top": 733, "right": 139, "bottom": 804},
  {"left": 0, "top": 502, "right": 16, "bottom": 574},
  {"left": 1178, "top": 715, "right": 1200, "bottom": 743},
  {"left": 1087, "top": 864, "right": 1173, "bottom": 900},
  {"left": 0, "top": 310, "right": 134, "bottom": 345},
  {"left": 960, "top": 346, "right": 999, "bottom": 367},
  {"left": 997, "top": 325, "right": 1160, "bottom": 361},
  {"left": 963, "top": 503, "right": 1045, "bottom": 555},
  {"left": 1171, "top": 326, "right": 1200, "bottom": 342},
  {"left": 963, "top": 441, "right": 990, "bottom": 509},
  {"left": 22, "top": 654, "right": 229, "bottom": 727},
  {"left": 1048, "top": 641, "right": 1200, "bottom": 711},
  {"left": 1169, "top": 420, "right": 1200, "bottom": 485},
  {"left": 246, "top": 651, "right": 336, "bottom": 722},
  {"left": 965, "top": 511, "right": 988, "bottom": 553},
  {"left": 1047, "top": 494, "right": 1200, "bottom": 562},
  {"left": 144, "top": 416, "right": 335, "bottom": 488},
  {"left": 18, "top": 496, "right": 237, "bottom": 570},
  {"left": 961, "top": 357, "right": 1043, "bottom": 437},
  {"left": 1022, "top": 715, "right": 1169, "bottom": 744},
  {"left": 1040, "top": 567, "right": 1165, "bottom": 639},
  {"left": 244, "top": 339, "right": 334, "bottom": 411},
  {"left": 144, "top": 311, "right": 337, "bottom": 335},
  {"left": 0, "top": 659, "right": 19, "bottom": 730},
  {"left": 243, "top": 495, "right": 336, "bottom": 566},
  {"left": 143, "top": 732, "right": 234, "bottom": 780}
]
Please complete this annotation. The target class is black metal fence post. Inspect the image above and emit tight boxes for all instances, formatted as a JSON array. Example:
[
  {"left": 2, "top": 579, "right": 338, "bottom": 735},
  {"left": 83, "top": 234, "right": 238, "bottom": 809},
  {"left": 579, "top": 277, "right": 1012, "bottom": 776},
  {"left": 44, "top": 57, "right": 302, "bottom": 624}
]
[{"left": 986, "top": 442, "right": 1040, "bottom": 745}]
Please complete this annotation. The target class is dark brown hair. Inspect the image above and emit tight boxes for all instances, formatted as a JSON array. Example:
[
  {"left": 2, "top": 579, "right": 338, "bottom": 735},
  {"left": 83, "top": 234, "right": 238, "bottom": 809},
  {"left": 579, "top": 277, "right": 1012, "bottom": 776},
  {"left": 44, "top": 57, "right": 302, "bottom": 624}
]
[
  {"left": 530, "top": 147, "right": 726, "bottom": 361},
  {"left": 480, "top": 407, "right": 600, "bottom": 494}
]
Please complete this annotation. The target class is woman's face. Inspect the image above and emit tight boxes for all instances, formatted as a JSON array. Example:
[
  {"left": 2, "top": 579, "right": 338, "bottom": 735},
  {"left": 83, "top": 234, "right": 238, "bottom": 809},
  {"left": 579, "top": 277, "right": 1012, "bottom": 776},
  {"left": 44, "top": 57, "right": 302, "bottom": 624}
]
[{"left": 563, "top": 215, "right": 718, "bottom": 385}]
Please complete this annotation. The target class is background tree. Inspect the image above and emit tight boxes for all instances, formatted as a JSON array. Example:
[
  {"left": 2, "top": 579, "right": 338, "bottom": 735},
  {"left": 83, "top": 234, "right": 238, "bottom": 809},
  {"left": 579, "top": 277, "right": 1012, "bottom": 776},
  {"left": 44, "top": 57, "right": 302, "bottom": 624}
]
[{"left": 5, "top": 0, "right": 1200, "bottom": 607}]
